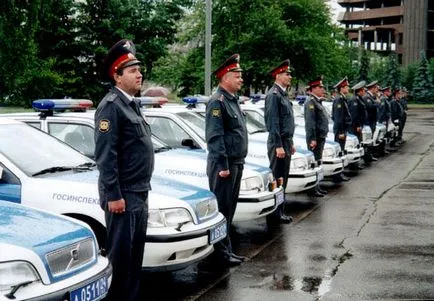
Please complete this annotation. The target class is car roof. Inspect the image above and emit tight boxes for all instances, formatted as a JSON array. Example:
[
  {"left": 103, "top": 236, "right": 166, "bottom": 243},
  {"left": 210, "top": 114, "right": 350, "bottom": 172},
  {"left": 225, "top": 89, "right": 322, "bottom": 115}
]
[{"left": 0, "top": 117, "right": 24, "bottom": 125}]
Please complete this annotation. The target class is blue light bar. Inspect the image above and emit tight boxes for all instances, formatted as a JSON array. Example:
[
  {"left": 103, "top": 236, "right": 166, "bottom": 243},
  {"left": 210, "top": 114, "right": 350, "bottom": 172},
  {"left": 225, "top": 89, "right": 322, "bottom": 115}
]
[
  {"left": 136, "top": 96, "right": 168, "bottom": 107},
  {"left": 182, "top": 95, "right": 209, "bottom": 105},
  {"left": 32, "top": 99, "right": 55, "bottom": 111},
  {"left": 32, "top": 99, "right": 93, "bottom": 111},
  {"left": 296, "top": 95, "right": 308, "bottom": 105}
]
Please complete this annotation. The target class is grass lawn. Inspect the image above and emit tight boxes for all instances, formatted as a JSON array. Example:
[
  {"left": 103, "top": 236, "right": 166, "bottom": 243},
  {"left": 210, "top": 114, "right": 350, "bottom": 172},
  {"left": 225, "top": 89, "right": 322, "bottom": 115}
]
[{"left": 0, "top": 107, "right": 35, "bottom": 114}]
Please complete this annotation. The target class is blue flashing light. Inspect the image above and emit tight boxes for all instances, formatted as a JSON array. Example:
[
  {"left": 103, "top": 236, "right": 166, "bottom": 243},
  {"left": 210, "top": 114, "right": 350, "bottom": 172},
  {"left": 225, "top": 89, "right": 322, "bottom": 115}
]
[
  {"left": 182, "top": 95, "right": 209, "bottom": 105},
  {"left": 296, "top": 95, "right": 308, "bottom": 105},
  {"left": 32, "top": 99, "right": 55, "bottom": 111},
  {"left": 136, "top": 96, "right": 168, "bottom": 107},
  {"left": 32, "top": 99, "right": 93, "bottom": 111}
]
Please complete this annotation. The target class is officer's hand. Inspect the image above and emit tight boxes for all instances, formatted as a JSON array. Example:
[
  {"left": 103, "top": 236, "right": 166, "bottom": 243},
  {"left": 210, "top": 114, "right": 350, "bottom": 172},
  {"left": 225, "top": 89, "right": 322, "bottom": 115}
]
[
  {"left": 356, "top": 127, "right": 361, "bottom": 133},
  {"left": 108, "top": 199, "right": 126, "bottom": 214},
  {"left": 218, "top": 170, "right": 230, "bottom": 177},
  {"left": 291, "top": 145, "right": 296, "bottom": 155},
  {"left": 338, "top": 134, "right": 345, "bottom": 140},
  {"left": 310, "top": 140, "right": 317, "bottom": 150},
  {"left": 276, "top": 147, "right": 285, "bottom": 158}
]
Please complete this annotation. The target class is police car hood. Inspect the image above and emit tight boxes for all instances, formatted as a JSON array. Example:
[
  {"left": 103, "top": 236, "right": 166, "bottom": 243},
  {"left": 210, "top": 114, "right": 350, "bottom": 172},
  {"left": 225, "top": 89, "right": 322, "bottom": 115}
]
[
  {"left": 154, "top": 148, "right": 269, "bottom": 186},
  {"left": 45, "top": 169, "right": 216, "bottom": 207},
  {"left": 0, "top": 201, "right": 93, "bottom": 260}
]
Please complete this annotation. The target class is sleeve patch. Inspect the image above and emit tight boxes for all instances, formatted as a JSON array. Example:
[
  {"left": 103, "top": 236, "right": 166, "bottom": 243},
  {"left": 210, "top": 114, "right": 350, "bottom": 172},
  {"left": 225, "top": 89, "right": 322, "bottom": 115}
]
[
  {"left": 337, "top": 104, "right": 342, "bottom": 108},
  {"left": 99, "top": 119, "right": 110, "bottom": 132},
  {"left": 212, "top": 108, "right": 221, "bottom": 117},
  {"left": 308, "top": 104, "right": 315, "bottom": 110}
]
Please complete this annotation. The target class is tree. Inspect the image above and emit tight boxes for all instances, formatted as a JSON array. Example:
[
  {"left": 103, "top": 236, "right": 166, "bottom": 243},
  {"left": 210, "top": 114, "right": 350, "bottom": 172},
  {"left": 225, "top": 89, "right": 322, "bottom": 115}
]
[
  {"left": 358, "top": 49, "right": 369, "bottom": 82},
  {"left": 412, "top": 51, "right": 434, "bottom": 103},
  {"left": 384, "top": 53, "right": 401, "bottom": 90}
]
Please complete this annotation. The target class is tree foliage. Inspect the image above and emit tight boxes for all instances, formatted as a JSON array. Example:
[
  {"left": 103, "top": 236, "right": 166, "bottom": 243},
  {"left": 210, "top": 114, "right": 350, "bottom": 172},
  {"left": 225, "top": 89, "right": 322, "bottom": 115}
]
[{"left": 412, "top": 51, "right": 434, "bottom": 103}]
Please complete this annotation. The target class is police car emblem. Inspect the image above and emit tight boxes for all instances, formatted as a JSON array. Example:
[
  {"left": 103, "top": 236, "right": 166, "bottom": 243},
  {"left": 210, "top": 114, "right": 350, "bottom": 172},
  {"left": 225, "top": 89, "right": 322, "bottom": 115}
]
[
  {"left": 212, "top": 108, "right": 221, "bottom": 117},
  {"left": 99, "top": 119, "right": 110, "bottom": 132}
]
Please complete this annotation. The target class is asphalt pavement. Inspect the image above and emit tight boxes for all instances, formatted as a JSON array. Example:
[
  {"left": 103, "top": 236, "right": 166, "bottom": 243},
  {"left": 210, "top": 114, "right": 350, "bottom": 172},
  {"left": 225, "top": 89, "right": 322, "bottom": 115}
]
[{"left": 141, "top": 109, "right": 434, "bottom": 301}]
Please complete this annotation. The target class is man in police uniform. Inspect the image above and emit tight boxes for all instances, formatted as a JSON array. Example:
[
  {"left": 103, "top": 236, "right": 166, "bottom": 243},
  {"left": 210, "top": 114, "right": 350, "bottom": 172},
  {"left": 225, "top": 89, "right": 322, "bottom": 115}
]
[
  {"left": 363, "top": 80, "right": 380, "bottom": 161},
  {"left": 332, "top": 77, "right": 351, "bottom": 181},
  {"left": 206, "top": 54, "right": 248, "bottom": 266},
  {"left": 390, "top": 88, "right": 404, "bottom": 145},
  {"left": 304, "top": 77, "right": 329, "bottom": 197},
  {"left": 348, "top": 80, "right": 368, "bottom": 167},
  {"left": 264, "top": 59, "right": 295, "bottom": 223},
  {"left": 378, "top": 86, "right": 392, "bottom": 154},
  {"left": 94, "top": 39, "right": 154, "bottom": 301}
]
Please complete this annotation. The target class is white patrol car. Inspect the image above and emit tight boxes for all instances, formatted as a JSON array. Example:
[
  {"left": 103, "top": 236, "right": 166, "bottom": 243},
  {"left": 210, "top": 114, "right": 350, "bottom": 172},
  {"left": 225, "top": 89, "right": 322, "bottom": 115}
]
[
  {"left": 0, "top": 201, "right": 112, "bottom": 301},
  {"left": 0, "top": 117, "right": 226, "bottom": 272},
  {"left": 147, "top": 98, "right": 323, "bottom": 193},
  {"left": 239, "top": 103, "right": 348, "bottom": 178},
  {"left": 2, "top": 100, "right": 282, "bottom": 222}
]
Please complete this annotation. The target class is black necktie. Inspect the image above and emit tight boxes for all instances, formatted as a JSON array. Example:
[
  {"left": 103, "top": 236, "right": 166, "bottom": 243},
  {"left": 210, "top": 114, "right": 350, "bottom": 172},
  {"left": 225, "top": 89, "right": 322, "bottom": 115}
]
[{"left": 130, "top": 99, "right": 141, "bottom": 115}]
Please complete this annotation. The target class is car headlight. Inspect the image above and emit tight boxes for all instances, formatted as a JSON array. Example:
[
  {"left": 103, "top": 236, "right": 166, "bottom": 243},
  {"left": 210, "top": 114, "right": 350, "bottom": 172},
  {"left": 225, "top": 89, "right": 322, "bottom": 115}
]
[
  {"left": 345, "top": 138, "right": 356, "bottom": 149},
  {"left": 0, "top": 261, "right": 40, "bottom": 291},
  {"left": 322, "top": 146, "right": 335, "bottom": 159},
  {"left": 240, "top": 176, "right": 263, "bottom": 192},
  {"left": 290, "top": 157, "right": 307, "bottom": 171},
  {"left": 147, "top": 208, "right": 193, "bottom": 228}
]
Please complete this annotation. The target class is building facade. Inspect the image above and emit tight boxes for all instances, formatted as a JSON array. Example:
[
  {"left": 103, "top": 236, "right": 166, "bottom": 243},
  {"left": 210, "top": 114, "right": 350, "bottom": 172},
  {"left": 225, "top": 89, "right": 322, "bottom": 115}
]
[{"left": 338, "top": 0, "right": 434, "bottom": 66}]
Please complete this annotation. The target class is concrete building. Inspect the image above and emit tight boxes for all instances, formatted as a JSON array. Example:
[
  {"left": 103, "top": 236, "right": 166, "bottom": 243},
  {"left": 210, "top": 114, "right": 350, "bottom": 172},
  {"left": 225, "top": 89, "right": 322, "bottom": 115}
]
[{"left": 337, "top": 0, "right": 434, "bottom": 66}]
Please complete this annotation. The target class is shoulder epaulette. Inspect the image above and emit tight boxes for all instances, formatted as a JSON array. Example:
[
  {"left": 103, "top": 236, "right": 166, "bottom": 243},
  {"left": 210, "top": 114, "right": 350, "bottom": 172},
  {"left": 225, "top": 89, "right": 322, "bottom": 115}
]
[
  {"left": 219, "top": 94, "right": 224, "bottom": 102},
  {"left": 273, "top": 88, "right": 278, "bottom": 94},
  {"left": 105, "top": 93, "right": 117, "bottom": 102}
]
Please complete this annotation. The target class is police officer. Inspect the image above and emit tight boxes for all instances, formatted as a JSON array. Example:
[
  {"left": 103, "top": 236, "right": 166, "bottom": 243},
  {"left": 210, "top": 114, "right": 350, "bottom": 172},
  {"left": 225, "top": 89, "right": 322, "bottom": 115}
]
[
  {"left": 391, "top": 88, "right": 404, "bottom": 145},
  {"left": 378, "top": 86, "right": 392, "bottom": 154},
  {"left": 264, "top": 59, "right": 295, "bottom": 224},
  {"left": 348, "top": 80, "right": 367, "bottom": 168},
  {"left": 364, "top": 81, "right": 380, "bottom": 161},
  {"left": 206, "top": 54, "right": 248, "bottom": 266},
  {"left": 94, "top": 39, "right": 154, "bottom": 301},
  {"left": 304, "top": 77, "right": 329, "bottom": 197},
  {"left": 332, "top": 77, "right": 351, "bottom": 181},
  {"left": 400, "top": 87, "right": 409, "bottom": 143}
]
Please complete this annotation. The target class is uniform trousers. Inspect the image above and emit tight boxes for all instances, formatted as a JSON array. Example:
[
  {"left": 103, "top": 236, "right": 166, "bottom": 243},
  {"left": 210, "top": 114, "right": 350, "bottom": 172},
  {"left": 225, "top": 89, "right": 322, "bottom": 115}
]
[
  {"left": 334, "top": 133, "right": 346, "bottom": 152},
  {"left": 309, "top": 137, "right": 326, "bottom": 163},
  {"left": 104, "top": 190, "right": 148, "bottom": 301},
  {"left": 207, "top": 161, "right": 243, "bottom": 258}
]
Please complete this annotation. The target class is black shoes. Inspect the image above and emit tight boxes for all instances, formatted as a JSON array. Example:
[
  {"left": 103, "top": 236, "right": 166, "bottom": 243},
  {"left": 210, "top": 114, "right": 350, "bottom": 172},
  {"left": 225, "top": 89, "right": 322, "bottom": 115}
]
[
  {"left": 231, "top": 253, "right": 249, "bottom": 262},
  {"left": 340, "top": 174, "right": 350, "bottom": 181},
  {"left": 317, "top": 187, "right": 328, "bottom": 194},
  {"left": 371, "top": 156, "right": 378, "bottom": 161},
  {"left": 278, "top": 214, "right": 293, "bottom": 224},
  {"left": 309, "top": 190, "right": 324, "bottom": 197},
  {"left": 223, "top": 256, "right": 242, "bottom": 266}
]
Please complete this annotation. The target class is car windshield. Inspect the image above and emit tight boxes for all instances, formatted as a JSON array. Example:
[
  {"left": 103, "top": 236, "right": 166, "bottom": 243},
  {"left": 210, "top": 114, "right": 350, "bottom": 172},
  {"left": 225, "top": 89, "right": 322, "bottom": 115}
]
[
  {"left": 0, "top": 123, "right": 93, "bottom": 176},
  {"left": 176, "top": 111, "right": 206, "bottom": 140}
]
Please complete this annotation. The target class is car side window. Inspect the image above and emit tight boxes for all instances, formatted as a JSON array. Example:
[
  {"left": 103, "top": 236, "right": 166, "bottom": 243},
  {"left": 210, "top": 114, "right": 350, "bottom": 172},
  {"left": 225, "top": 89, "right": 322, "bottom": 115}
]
[
  {"left": 48, "top": 123, "right": 95, "bottom": 158},
  {"left": 25, "top": 122, "right": 42, "bottom": 130},
  {"left": 0, "top": 163, "right": 20, "bottom": 185},
  {"left": 147, "top": 116, "right": 191, "bottom": 148}
]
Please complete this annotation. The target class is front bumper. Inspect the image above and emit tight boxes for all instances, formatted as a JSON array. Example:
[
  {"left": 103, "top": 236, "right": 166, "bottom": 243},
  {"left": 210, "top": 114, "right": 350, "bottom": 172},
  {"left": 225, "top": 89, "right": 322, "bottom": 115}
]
[
  {"left": 346, "top": 147, "right": 363, "bottom": 164},
  {"left": 286, "top": 167, "right": 322, "bottom": 193},
  {"left": 234, "top": 187, "right": 283, "bottom": 221},
  {"left": 322, "top": 156, "right": 345, "bottom": 177},
  {"left": 12, "top": 257, "right": 112, "bottom": 301},
  {"left": 143, "top": 213, "right": 226, "bottom": 272}
]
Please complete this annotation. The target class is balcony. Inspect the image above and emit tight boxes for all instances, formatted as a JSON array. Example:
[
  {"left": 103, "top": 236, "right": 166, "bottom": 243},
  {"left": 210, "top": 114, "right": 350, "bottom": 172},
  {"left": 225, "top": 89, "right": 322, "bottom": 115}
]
[{"left": 339, "top": 6, "right": 404, "bottom": 23}]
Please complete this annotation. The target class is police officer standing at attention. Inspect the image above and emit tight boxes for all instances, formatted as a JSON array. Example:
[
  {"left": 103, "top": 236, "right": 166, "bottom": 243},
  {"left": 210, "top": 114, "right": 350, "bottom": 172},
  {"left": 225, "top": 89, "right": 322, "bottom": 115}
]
[
  {"left": 304, "top": 77, "right": 329, "bottom": 197},
  {"left": 363, "top": 81, "right": 380, "bottom": 161},
  {"left": 378, "top": 86, "right": 392, "bottom": 154},
  {"left": 332, "top": 77, "right": 351, "bottom": 181},
  {"left": 264, "top": 59, "right": 295, "bottom": 224},
  {"left": 206, "top": 54, "right": 248, "bottom": 266},
  {"left": 94, "top": 39, "right": 154, "bottom": 301}
]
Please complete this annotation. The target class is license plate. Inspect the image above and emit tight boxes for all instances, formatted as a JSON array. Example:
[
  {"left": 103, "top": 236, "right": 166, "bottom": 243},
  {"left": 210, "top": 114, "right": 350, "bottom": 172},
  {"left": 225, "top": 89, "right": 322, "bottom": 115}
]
[
  {"left": 209, "top": 220, "right": 227, "bottom": 244},
  {"left": 275, "top": 189, "right": 284, "bottom": 206},
  {"left": 70, "top": 276, "right": 108, "bottom": 301}
]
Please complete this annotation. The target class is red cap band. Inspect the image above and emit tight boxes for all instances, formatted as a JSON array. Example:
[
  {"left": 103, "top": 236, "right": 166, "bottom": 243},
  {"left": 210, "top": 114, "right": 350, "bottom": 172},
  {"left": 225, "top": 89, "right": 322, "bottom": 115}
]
[
  {"left": 109, "top": 53, "right": 135, "bottom": 79},
  {"left": 216, "top": 62, "right": 240, "bottom": 79}
]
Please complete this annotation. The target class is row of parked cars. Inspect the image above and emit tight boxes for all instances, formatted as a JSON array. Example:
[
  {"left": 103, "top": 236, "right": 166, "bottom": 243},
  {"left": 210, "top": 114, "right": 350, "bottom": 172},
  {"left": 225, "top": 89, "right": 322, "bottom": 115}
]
[{"left": 0, "top": 95, "right": 397, "bottom": 300}]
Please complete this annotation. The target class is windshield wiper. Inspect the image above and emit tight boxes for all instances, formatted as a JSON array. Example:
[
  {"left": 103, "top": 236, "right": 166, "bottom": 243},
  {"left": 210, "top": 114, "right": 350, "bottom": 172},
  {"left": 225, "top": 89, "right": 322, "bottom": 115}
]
[
  {"left": 154, "top": 146, "right": 172, "bottom": 153},
  {"left": 250, "top": 129, "right": 267, "bottom": 134},
  {"left": 32, "top": 166, "right": 74, "bottom": 176},
  {"left": 74, "top": 162, "right": 96, "bottom": 170},
  {"left": 5, "top": 281, "right": 33, "bottom": 299}
]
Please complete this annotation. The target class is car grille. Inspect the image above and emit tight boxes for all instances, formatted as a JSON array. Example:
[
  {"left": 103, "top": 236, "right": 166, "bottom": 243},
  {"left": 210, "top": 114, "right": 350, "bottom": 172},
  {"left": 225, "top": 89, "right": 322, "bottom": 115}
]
[
  {"left": 46, "top": 237, "right": 95, "bottom": 277},
  {"left": 195, "top": 198, "right": 218, "bottom": 220}
]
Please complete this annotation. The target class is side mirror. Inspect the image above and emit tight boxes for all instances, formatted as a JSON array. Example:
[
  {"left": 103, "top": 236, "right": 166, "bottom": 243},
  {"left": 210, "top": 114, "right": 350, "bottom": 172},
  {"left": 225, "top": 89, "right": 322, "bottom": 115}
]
[{"left": 181, "top": 138, "right": 200, "bottom": 149}]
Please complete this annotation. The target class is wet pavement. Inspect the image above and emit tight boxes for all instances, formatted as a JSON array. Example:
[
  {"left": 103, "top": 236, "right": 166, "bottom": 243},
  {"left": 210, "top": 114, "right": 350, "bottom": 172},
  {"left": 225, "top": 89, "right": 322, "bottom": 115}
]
[{"left": 140, "top": 109, "right": 434, "bottom": 301}]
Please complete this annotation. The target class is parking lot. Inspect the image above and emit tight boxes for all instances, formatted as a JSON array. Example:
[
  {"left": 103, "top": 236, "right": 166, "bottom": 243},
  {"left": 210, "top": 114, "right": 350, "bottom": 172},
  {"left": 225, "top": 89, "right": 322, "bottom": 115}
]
[{"left": 139, "top": 108, "right": 434, "bottom": 300}]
